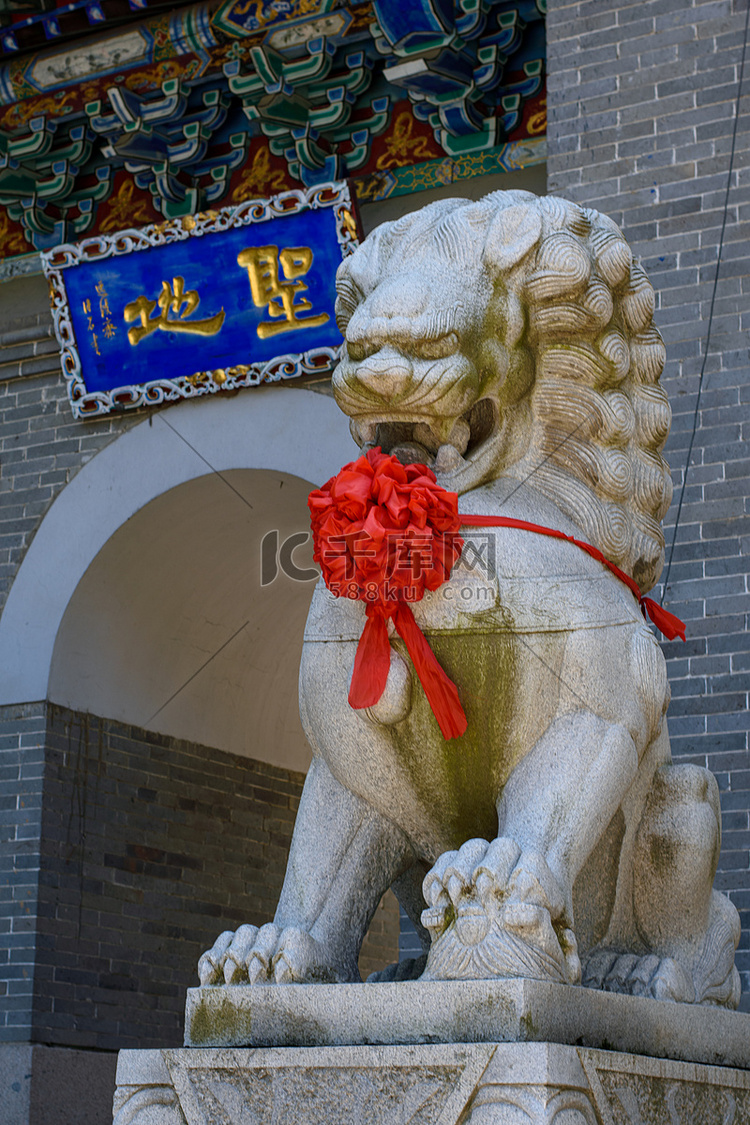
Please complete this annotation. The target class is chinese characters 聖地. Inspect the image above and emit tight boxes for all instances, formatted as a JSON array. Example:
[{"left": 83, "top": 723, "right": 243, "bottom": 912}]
[{"left": 116, "top": 243, "right": 328, "bottom": 350}]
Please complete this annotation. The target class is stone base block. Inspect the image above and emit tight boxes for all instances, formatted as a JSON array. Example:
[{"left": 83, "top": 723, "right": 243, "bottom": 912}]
[
  {"left": 117, "top": 983, "right": 750, "bottom": 1122},
  {"left": 113, "top": 1041, "right": 750, "bottom": 1124},
  {"left": 185, "top": 979, "right": 750, "bottom": 1070}
]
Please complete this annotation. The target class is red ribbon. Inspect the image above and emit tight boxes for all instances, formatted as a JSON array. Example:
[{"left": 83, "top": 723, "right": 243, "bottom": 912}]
[
  {"left": 310, "top": 452, "right": 685, "bottom": 742},
  {"left": 350, "top": 602, "right": 467, "bottom": 740},
  {"left": 460, "top": 515, "right": 687, "bottom": 645}
]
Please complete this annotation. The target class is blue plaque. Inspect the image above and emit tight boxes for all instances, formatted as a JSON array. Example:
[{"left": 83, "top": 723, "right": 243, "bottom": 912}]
[{"left": 41, "top": 182, "right": 360, "bottom": 418}]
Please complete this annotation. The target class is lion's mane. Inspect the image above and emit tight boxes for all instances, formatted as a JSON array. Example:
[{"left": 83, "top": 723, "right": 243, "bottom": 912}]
[{"left": 336, "top": 191, "right": 672, "bottom": 593}]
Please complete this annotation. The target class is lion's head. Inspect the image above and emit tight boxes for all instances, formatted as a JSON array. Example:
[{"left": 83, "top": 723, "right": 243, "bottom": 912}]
[{"left": 333, "top": 191, "right": 672, "bottom": 593}]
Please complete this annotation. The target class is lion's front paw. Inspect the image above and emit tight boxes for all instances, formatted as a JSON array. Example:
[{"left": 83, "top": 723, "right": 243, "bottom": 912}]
[
  {"left": 197, "top": 924, "right": 345, "bottom": 985},
  {"left": 420, "top": 837, "right": 580, "bottom": 985}
]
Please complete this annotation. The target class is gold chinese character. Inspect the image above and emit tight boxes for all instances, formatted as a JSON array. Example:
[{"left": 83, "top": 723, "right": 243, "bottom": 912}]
[
  {"left": 238, "top": 245, "right": 329, "bottom": 340},
  {"left": 95, "top": 281, "right": 107, "bottom": 298},
  {"left": 82, "top": 299, "right": 91, "bottom": 314},
  {"left": 123, "top": 277, "right": 225, "bottom": 346},
  {"left": 103, "top": 320, "right": 117, "bottom": 339},
  {"left": 91, "top": 332, "right": 100, "bottom": 356},
  {"left": 99, "top": 296, "right": 111, "bottom": 317}
]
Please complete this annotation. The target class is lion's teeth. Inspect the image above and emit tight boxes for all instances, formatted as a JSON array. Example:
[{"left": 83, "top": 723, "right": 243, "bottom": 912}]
[
  {"left": 448, "top": 419, "right": 471, "bottom": 454},
  {"left": 413, "top": 419, "right": 470, "bottom": 455},
  {"left": 351, "top": 419, "right": 378, "bottom": 445},
  {"left": 434, "top": 444, "right": 466, "bottom": 472}
]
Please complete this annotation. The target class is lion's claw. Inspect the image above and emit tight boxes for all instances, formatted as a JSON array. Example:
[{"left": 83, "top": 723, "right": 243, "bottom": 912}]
[
  {"left": 423, "top": 850, "right": 458, "bottom": 906},
  {"left": 271, "top": 952, "right": 295, "bottom": 985},
  {"left": 443, "top": 838, "right": 491, "bottom": 894},
  {"left": 420, "top": 837, "right": 579, "bottom": 985},
  {"left": 421, "top": 837, "right": 566, "bottom": 940},
  {"left": 197, "top": 929, "right": 233, "bottom": 985},
  {"left": 421, "top": 904, "right": 451, "bottom": 935},
  {"left": 583, "top": 949, "right": 693, "bottom": 1003},
  {"left": 476, "top": 837, "right": 521, "bottom": 886},
  {"left": 223, "top": 924, "right": 260, "bottom": 984},
  {"left": 197, "top": 923, "right": 347, "bottom": 986},
  {"left": 246, "top": 954, "right": 270, "bottom": 985}
]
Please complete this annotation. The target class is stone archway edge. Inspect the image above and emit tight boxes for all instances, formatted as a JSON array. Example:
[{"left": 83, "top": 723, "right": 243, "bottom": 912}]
[{"left": 0, "top": 387, "right": 353, "bottom": 706}]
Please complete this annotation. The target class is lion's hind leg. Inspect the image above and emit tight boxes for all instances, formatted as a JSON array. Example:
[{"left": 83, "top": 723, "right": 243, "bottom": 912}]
[{"left": 583, "top": 763, "right": 741, "bottom": 1008}]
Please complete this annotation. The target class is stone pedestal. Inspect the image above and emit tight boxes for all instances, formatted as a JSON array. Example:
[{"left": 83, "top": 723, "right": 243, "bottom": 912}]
[
  {"left": 113, "top": 982, "right": 750, "bottom": 1123},
  {"left": 114, "top": 1040, "right": 750, "bottom": 1124}
]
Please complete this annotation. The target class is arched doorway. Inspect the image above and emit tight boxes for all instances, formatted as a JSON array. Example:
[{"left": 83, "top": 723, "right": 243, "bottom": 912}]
[
  {"left": 0, "top": 385, "right": 355, "bottom": 709},
  {"left": 49, "top": 468, "right": 317, "bottom": 773}
]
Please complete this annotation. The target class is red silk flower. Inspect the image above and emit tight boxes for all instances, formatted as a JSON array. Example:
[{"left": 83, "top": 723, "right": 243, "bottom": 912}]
[
  {"left": 309, "top": 449, "right": 686, "bottom": 743},
  {"left": 309, "top": 448, "right": 467, "bottom": 739}
]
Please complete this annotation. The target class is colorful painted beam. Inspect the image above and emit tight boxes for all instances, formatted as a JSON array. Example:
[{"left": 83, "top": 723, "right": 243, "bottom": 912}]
[{"left": 0, "top": 0, "right": 546, "bottom": 258}]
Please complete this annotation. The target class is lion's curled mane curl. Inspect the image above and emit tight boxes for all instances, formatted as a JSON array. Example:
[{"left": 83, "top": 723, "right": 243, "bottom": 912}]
[{"left": 336, "top": 191, "right": 672, "bottom": 593}]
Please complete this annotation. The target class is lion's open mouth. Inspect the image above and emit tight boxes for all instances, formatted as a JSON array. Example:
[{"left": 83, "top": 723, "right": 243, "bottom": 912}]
[{"left": 350, "top": 399, "right": 498, "bottom": 475}]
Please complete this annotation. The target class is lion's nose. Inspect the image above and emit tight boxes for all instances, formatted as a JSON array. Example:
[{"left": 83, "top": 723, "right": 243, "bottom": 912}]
[{"left": 355, "top": 349, "right": 413, "bottom": 400}]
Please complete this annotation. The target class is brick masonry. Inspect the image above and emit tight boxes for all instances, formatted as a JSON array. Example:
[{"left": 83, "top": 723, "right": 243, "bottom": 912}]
[
  {"left": 0, "top": 276, "right": 139, "bottom": 615},
  {"left": 0, "top": 702, "right": 398, "bottom": 1051},
  {"left": 0, "top": 703, "right": 45, "bottom": 1043},
  {"left": 547, "top": 0, "right": 750, "bottom": 1007}
]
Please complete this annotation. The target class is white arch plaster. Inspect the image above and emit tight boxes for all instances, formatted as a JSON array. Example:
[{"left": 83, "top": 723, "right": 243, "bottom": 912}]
[{"left": 0, "top": 386, "right": 355, "bottom": 706}]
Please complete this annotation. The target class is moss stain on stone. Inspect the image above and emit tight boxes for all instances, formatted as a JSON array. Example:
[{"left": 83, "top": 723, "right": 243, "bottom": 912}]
[
  {"left": 187, "top": 989, "right": 253, "bottom": 1047},
  {"left": 390, "top": 631, "right": 519, "bottom": 847},
  {"left": 519, "top": 1011, "right": 539, "bottom": 1041}
]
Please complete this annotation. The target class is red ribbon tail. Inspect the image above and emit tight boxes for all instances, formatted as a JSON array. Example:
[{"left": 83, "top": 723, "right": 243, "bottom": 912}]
[
  {"left": 393, "top": 604, "right": 468, "bottom": 740},
  {"left": 348, "top": 606, "right": 392, "bottom": 709},
  {"left": 640, "top": 597, "right": 686, "bottom": 642}
]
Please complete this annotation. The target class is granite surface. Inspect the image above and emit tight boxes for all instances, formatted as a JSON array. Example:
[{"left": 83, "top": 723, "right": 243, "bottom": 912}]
[
  {"left": 184, "top": 978, "right": 750, "bottom": 1070},
  {"left": 114, "top": 1039, "right": 750, "bottom": 1125}
]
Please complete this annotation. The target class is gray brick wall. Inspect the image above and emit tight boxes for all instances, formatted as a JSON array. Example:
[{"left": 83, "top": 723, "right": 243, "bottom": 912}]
[
  {"left": 0, "top": 702, "right": 45, "bottom": 1043},
  {"left": 32, "top": 705, "right": 305, "bottom": 1049},
  {"left": 0, "top": 703, "right": 398, "bottom": 1051},
  {"left": 0, "top": 276, "right": 137, "bottom": 614},
  {"left": 547, "top": 0, "right": 750, "bottom": 1007}
]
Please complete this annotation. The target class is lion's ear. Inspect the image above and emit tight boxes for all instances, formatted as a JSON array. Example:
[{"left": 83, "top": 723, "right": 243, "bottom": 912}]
[{"left": 483, "top": 204, "right": 542, "bottom": 272}]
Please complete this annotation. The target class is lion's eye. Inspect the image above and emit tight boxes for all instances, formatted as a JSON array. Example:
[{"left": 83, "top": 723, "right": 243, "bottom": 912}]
[{"left": 417, "top": 334, "right": 459, "bottom": 360}]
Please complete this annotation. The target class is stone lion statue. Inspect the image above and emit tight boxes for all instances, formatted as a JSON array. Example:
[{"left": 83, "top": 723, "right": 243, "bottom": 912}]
[{"left": 199, "top": 191, "right": 740, "bottom": 1007}]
